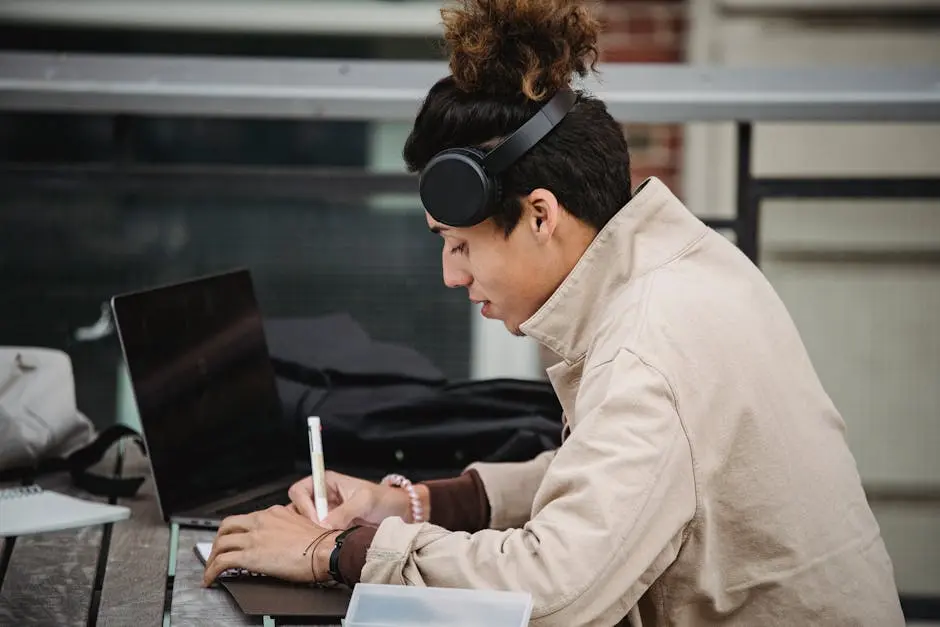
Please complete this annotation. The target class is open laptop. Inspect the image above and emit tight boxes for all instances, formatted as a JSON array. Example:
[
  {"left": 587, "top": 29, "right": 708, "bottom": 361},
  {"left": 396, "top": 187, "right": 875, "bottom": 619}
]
[{"left": 111, "top": 268, "right": 305, "bottom": 528}]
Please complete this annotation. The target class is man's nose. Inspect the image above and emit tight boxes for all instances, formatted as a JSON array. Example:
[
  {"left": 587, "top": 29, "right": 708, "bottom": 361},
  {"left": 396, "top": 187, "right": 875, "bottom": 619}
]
[{"left": 442, "top": 257, "right": 472, "bottom": 289}]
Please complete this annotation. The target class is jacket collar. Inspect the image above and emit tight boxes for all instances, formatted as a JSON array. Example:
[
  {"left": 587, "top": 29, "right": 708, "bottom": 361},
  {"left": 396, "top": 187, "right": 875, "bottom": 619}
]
[{"left": 519, "top": 177, "right": 708, "bottom": 363}]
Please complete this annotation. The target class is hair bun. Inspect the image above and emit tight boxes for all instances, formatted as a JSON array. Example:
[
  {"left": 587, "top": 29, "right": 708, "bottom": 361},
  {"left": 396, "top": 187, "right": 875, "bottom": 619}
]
[{"left": 441, "top": 0, "right": 600, "bottom": 102}]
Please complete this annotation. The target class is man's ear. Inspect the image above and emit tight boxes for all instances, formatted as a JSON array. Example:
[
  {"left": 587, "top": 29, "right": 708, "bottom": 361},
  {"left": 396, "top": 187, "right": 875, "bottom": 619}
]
[{"left": 524, "top": 188, "right": 561, "bottom": 241}]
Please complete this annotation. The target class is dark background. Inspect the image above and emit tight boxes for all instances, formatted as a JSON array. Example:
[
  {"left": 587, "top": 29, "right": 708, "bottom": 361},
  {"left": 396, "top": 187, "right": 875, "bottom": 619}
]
[{"left": 0, "top": 23, "right": 470, "bottom": 430}]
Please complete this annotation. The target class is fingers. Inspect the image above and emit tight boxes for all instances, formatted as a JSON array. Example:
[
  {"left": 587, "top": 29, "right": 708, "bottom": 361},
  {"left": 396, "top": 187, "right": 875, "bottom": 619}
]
[
  {"left": 206, "top": 531, "right": 247, "bottom": 566},
  {"left": 289, "top": 476, "right": 313, "bottom": 496},
  {"left": 202, "top": 550, "right": 244, "bottom": 587},
  {"left": 216, "top": 513, "right": 255, "bottom": 537},
  {"left": 202, "top": 533, "right": 249, "bottom": 587},
  {"left": 292, "top": 471, "right": 357, "bottom": 520},
  {"left": 324, "top": 470, "right": 344, "bottom": 506},
  {"left": 288, "top": 477, "right": 319, "bottom": 522},
  {"left": 321, "top": 488, "right": 374, "bottom": 530},
  {"left": 202, "top": 506, "right": 329, "bottom": 587}
]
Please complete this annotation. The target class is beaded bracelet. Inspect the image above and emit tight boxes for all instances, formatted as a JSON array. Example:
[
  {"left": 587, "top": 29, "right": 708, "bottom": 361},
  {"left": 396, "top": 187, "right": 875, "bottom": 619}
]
[{"left": 382, "top": 473, "right": 425, "bottom": 524}]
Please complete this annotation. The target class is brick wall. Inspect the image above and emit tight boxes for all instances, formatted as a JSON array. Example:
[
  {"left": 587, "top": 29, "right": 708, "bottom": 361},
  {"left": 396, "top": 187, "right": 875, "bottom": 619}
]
[{"left": 599, "top": 0, "right": 688, "bottom": 196}]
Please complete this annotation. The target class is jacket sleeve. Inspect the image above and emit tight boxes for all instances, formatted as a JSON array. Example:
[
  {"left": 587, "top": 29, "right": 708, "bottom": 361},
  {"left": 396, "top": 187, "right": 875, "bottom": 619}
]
[
  {"left": 465, "top": 448, "right": 557, "bottom": 530},
  {"left": 359, "top": 349, "right": 697, "bottom": 627}
]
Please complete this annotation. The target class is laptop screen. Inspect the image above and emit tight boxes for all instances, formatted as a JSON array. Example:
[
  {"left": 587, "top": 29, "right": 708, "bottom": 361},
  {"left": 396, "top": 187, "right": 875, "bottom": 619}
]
[{"left": 112, "top": 269, "right": 295, "bottom": 517}]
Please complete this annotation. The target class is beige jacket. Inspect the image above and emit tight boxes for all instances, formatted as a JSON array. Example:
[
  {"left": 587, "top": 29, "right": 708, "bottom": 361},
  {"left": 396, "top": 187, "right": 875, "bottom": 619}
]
[{"left": 361, "top": 177, "right": 904, "bottom": 626}]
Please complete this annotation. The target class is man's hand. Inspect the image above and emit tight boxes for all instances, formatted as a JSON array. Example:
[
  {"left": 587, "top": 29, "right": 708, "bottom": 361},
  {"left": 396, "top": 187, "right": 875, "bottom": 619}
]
[
  {"left": 201, "top": 505, "right": 338, "bottom": 587},
  {"left": 288, "top": 470, "right": 429, "bottom": 529}
]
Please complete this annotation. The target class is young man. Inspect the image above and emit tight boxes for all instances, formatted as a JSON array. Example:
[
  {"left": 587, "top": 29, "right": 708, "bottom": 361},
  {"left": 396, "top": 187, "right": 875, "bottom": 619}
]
[{"left": 203, "top": 1, "right": 904, "bottom": 624}]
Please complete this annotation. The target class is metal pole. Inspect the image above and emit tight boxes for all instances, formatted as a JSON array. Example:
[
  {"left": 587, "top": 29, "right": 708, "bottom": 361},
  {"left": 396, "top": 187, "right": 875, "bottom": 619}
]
[{"left": 735, "top": 122, "right": 760, "bottom": 265}]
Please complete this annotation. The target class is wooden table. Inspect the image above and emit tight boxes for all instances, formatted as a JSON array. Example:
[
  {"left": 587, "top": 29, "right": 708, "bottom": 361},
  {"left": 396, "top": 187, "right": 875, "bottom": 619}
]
[{"left": 0, "top": 445, "right": 341, "bottom": 626}]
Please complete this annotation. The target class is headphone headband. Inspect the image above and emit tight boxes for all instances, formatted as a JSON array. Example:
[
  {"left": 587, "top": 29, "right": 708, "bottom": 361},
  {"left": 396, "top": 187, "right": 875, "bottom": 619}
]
[
  {"left": 482, "top": 88, "right": 578, "bottom": 175},
  {"left": 418, "top": 86, "right": 578, "bottom": 228}
]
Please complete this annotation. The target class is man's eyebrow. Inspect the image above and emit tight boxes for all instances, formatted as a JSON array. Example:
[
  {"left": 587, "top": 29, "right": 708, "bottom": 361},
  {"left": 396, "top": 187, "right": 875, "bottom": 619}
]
[{"left": 429, "top": 225, "right": 450, "bottom": 234}]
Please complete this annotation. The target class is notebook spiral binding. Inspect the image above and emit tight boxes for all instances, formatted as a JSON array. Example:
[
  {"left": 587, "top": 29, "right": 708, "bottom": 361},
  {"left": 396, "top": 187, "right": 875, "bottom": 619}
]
[{"left": 0, "top": 485, "right": 42, "bottom": 499}]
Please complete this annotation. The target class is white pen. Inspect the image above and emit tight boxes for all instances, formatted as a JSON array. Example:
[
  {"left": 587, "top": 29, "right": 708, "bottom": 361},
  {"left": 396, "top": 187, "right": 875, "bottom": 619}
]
[{"left": 306, "top": 416, "right": 329, "bottom": 522}]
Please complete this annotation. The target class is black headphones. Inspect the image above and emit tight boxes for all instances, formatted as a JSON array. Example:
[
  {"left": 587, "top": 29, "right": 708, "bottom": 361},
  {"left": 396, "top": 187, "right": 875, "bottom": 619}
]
[{"left": 418, "top": 87, "right": 578, "bottom": 228}]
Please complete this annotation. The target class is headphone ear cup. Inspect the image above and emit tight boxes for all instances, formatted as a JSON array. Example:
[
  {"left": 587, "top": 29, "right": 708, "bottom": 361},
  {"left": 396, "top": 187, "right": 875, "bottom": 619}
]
[
  {"left": 462, "top": 147, "right": 501, "bottom": 209},
  {"left": 491, "top": 175, "right": 502, "bottom": 208},
  {"left": 419, "top": 147, "right": 494, "bottom": 227},
  {"left": 453, "top": 147, "right": 486, "bottom": 161}
]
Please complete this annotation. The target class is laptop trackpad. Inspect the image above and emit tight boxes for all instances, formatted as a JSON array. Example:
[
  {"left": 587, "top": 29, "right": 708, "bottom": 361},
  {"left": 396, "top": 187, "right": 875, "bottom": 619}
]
[{"left": 220, "top": 579, "right": 352, "bottom": 620}]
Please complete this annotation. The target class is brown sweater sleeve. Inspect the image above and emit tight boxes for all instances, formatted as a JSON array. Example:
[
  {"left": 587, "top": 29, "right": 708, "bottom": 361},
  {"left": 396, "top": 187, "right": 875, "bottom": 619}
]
[
  {"left": 336, "top": 525, "right": 374, "bottom": 586},
  {"left": 336, "top": 469, "right": 490, "bottom": 585},
  {"left": 423, "top": 468, "right": 491, "bottom": 532}
]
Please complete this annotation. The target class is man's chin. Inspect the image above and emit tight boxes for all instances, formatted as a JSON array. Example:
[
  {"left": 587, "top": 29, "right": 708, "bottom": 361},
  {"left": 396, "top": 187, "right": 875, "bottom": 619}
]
[{"left": 504, "top": 321, "right": 526, "bottom": 337}]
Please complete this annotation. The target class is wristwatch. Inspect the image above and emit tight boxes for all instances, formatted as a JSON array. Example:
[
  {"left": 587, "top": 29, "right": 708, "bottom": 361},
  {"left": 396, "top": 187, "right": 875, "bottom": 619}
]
[{"left": 328, "top": 525, "right": 362, "bottom": 586}]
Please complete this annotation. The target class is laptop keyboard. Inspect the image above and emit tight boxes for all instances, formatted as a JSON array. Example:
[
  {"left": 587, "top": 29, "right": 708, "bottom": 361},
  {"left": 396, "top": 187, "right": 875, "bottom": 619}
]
[{"left": 215, "top": 489, "right": 290, "bottom": 516}]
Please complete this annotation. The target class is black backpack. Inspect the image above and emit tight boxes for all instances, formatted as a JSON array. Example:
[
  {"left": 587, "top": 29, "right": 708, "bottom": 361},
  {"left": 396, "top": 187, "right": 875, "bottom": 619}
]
[{"left": 265, "top": 314, "right": 563, "bottom": 482}]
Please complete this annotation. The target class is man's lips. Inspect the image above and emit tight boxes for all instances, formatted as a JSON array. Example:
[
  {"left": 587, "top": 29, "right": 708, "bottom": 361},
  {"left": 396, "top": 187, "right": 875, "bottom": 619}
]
[{"left": 471, "top": 299, "right": 493, "bottom": 317}]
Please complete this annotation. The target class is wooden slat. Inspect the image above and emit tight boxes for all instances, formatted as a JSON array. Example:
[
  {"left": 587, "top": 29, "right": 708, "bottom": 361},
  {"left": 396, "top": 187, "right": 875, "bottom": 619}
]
[
  {"left": 2, "top": 453, "right": 345, "bottom": 626},
  {"left": 0, "top": 463, "right": 110, "bottom": 626},
  {"left": 97, "top": 444, "right": 169, "bottom": 626},
  {"left": 0, "top": 536, "right": 13, "bottom": 587},
  {"left": 172, "top": 527, "right": 255, "bottom": 626}
]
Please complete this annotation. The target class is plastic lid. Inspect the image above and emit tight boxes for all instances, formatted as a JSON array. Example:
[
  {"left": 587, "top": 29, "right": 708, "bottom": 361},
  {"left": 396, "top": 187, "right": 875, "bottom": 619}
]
[{"left": 343, "top": 583, "right": 533, "bottom": 627}]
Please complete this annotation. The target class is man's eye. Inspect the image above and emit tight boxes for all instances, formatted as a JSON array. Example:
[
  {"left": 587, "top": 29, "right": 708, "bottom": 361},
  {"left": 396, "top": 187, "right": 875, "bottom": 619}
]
[{"left": 450, "top": 243, "right": 467, "bottom": 255}]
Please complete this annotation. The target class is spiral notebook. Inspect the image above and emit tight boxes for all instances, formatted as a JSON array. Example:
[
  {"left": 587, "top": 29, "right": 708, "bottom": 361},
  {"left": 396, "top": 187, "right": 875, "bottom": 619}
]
[{"left": 0, "top": 485, "right": 131, "bottom": 537}]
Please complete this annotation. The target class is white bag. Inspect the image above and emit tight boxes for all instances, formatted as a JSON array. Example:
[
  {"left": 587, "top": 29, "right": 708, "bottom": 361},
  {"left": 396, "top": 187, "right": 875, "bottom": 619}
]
[
  {"left": 0, "top": 347, "right": 97, "bottom": 472},
  {"left": 0, "top": 347, "right": 146, "bottom": 497}
]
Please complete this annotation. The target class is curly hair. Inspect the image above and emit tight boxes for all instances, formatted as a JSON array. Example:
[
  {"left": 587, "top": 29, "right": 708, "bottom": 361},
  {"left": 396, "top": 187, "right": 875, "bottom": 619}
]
[
  {"left": 442, "top": 0, "right": 600, "bottom": 102},
  {"left": 405, "top": 0, "right": 632, "bottom": 235}
]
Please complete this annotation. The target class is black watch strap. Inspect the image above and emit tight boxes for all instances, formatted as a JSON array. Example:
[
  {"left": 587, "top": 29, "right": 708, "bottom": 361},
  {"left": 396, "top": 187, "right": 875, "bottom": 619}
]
[{"left": 328, "top": 526, "right": 362, "bottom": 585}]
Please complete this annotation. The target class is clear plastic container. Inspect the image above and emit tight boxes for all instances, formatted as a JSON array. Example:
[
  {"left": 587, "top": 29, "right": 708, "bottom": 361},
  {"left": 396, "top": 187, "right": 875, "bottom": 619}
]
[{"left": 342, "top": 583, "right": 533, "bottom": 627}]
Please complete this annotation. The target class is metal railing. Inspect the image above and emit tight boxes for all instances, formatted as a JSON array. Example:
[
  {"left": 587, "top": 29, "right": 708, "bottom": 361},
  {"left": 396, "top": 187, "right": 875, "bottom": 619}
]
[{"left": 2, "top": 51, "right": 939, "bottom": 263}]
